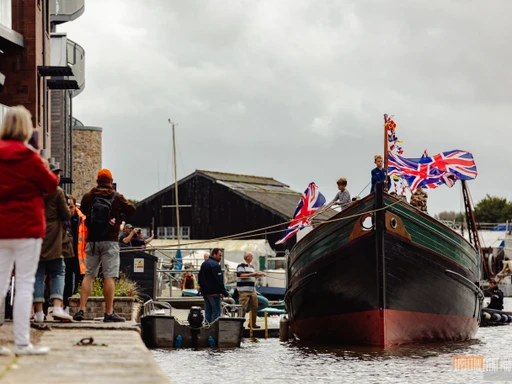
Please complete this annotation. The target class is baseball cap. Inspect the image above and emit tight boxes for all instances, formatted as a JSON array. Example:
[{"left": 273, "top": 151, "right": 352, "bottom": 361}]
[
  {"left": 97, "top": 168, "right": 113, "bottom": 181},
  {"left": 49, "top": 164, "right": 62, "bottom": 173},
  {"left": 125, "top": 224, "right": 133, "bottom": 229}
]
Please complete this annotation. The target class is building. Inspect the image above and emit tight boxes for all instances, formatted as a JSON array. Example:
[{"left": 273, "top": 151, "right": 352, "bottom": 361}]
[
  {"left": 0, "top": 0, "right": 102, "bottom": 199},
  {"left": 130, "top": 170, "right": 333, "bottom": 249},
  {"left": 49, "top": 0, "right": 102, "bottom": 198},
  {"left": 0, "top": 0, "right": 50, "bottom": 151}
]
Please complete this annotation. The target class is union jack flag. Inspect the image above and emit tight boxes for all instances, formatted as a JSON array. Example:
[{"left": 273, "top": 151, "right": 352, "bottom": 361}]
[
  {"left": 388, "top": 150, "right": 477, "bottom": 190},
  {"left": 276, "top": 182, "right": 326, "bottom": 245}
]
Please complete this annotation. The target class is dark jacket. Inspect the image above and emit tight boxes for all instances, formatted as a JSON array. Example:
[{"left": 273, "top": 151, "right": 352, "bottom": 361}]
[
  {"left": 0, "top": 140, "right": 58, "bottom": 239},
  {"left": 80, "top": 186, "right": 136, "bottom": 242},
  {"left": 40, "top": 187, "right": 72, "bottom": 261},
  {"left": 488, "top": 287, "right": 504, "bottom": 310},
  {"left": 198, "top": 257, "right": 229, "bottom": 297}
]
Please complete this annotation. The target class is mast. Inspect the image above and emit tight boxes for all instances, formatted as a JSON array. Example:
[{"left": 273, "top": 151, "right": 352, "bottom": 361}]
[
  {"left": 169, "top": 119, "right": 181, "bottom": 246},
  {"left": 383, "top": 114, "right": 389, "bottom": 177},
  {"left": 461, "top": 180, "right": 487, "bottom": 277}
]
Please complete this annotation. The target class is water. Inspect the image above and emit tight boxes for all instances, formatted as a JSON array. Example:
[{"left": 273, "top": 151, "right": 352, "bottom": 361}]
[{"left": 153, "top": 299, "right": 512, "bottom": 384}]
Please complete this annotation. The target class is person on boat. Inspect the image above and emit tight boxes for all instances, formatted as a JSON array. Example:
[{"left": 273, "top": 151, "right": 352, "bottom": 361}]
[
  {"left": 370, "top": 154, "right": 391, "bottom": 193},
  {"left": 181, "top": 271, "right": 197, "bottom": 290},
  {"left": 198, "top": 248, "right": 231, "bottom": 323},
  {"left": 487, "top": 280, "right": 504, "bottom": 310},
  {"left": 410, "top": 186, "right": 428, "bottom": 212},
  {"left": 236, "top": 252, "right": 266, "bottom": 329},
  {"left": 328, "top": 178, "right": 351, "bottom": 211}
]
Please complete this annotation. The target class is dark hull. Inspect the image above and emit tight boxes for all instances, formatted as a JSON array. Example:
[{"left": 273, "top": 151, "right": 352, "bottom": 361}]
[{"left": 285, "top": 186, "right": 482, "bottom": 346}]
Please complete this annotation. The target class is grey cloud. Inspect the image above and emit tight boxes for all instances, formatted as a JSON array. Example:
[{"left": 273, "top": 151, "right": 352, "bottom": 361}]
[{"left": 62, "top": 0, "right": 512, "bottom": 216}]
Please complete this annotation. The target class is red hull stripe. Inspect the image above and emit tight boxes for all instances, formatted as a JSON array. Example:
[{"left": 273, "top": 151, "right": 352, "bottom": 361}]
[{"left": 292, "top": 309, "right": 479, "bottom": 347}]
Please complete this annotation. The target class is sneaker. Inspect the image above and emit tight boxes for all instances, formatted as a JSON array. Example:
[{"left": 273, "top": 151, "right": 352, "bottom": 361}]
[
  {"left": 73, "top": 309, "right": 85, "bottom": 321},
  {"left": 103, "top": 312, "right": 126, "bottom": 323},
  {"left": 14, "top": 344, "right": 50, "bottom": 356},
  {"left": 51, "top": 306, "right": 73, "bottom": 322},
  {"left": 34, "top": 312, "right": 45, "bottom": 323},
  {"left": 0, "top": 346, "right": 12, "bottom": 356}
]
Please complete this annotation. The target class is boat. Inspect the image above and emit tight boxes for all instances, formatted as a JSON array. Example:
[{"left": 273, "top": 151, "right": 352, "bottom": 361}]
[
  {"left": 140, "top": 300, "right": 245, "bottom": 348},
  {"left": 284, "top": 115, "right": 484, "bottom": 347}
]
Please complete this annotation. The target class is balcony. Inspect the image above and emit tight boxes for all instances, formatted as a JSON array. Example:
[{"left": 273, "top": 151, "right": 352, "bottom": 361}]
[
  {"left": 50, "top": 0, "right": 85, "bottom": 25},
  {"left": 50, "top": 34, "right": 85, "bottom": 95},
  {"left": 67, "top": 38, "right": 85, "bottom": 96},
  {"left": 72, "top": 117, "right": 84, "bottom": 127}
]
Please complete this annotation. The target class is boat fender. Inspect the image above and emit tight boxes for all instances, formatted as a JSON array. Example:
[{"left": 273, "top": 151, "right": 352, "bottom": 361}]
[
  {"left": 491, "top": 313, "right": 501, "bottom": 322},
  {"left": 175, "top": 335, "right": 182, "bottom": 348},
  {"left": 483, "top": 312, "right": 491, "bottom": 321},
  {"left": 208, "top": 336, "right": 216, "bottom": 348}
]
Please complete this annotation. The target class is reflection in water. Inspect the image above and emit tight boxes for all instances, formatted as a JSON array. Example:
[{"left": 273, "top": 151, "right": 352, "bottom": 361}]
[{"left": 153, "top": 299, "right": 512, "bottom": 384}]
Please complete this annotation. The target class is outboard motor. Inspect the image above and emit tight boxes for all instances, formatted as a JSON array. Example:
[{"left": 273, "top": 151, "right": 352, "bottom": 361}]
[
  {"left": 187, "top": 306, "right": 204, "bottom": 348},
  {"left": 188, "top": 306, "right": 204, "bottom": 328}
]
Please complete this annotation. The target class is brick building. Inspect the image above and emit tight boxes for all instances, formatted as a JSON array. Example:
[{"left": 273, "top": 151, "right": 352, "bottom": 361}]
[{"left": 0, "top": 0, "right": 102, "bottom": 198}]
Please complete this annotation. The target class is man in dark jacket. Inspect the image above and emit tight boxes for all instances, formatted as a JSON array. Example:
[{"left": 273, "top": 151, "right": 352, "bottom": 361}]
[
  {"left": 198, "top": 248, "right": 230, "bottom": 323},
  {"left": 487, "top": 280, "right": 504, "bottom": 310},
  {"left": 73, "top": 169, "right": 135, "bottom": 322}
]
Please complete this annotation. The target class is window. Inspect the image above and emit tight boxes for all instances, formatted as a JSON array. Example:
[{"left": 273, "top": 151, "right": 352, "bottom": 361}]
[
  {"left": 157, "top": 227, "right": 191, "bottom": 240},
  {"left": 0, "top": 0, "right": 12, "bottom": 29}
]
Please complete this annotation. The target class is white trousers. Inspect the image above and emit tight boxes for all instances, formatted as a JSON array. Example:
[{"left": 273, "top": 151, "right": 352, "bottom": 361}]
[{"left": 0, "top": 239, "right": 42, "bottom": 346}]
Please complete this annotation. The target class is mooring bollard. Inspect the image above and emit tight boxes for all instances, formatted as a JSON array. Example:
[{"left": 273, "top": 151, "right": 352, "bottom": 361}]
[
  {"left": 249, "top": 311, "right": 253, "bottom": 338},
  {"left": 279, "top": 315, "right": 290, "bottom": 342},
  {"left": 264, "top": 310, "right": 268, "bottom": 339}
]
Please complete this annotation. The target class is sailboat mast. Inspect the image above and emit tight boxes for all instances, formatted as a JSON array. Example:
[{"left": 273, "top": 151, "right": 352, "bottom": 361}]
[
  {"left": 170, "top": 120, "right": 181, "bottom": 245},
  {"left": 383, "top": 114, "right": 389, "bottom": 176},
  {"left": 461, "top": 180, "right": 486, "bottom": 277}
]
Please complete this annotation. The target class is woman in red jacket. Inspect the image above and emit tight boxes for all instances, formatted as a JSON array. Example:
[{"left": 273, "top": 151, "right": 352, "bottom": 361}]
[{"left": 0, "top": 106, "right": 59, "bottom": 356}]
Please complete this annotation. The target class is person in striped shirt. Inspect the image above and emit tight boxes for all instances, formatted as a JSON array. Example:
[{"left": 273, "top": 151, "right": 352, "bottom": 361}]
[
  {"left": 328, "top": 177, "right": 351, "bottom": 211},
  {"left": 236, "top": 252, "right": 266, "bottom": 329}
]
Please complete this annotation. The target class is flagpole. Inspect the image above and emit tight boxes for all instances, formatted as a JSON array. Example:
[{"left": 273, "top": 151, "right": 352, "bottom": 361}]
[{"left": 384, "top": 114, "right": 389, "bottom": 179}]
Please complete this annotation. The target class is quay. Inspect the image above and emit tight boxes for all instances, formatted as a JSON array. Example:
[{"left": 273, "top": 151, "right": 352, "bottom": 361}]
[{"left": 0, "top": 321, "right": 169, "bottom": 384}]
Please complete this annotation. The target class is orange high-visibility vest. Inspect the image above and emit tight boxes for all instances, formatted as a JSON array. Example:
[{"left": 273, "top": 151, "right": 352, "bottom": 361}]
[{"left": 76, "top": 207, "right": 87, "bottom": 274}]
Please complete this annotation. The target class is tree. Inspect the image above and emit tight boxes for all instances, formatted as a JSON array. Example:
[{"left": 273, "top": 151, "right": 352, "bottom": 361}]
[
  {"left": 435, "top": 211, "right": 464, "bottom": 222},
  {"left": 128, "top": 199, "right": 139, "bottom": 206},
  {"left": 474, "top": 195, "right": 512, "bottom": 223}
]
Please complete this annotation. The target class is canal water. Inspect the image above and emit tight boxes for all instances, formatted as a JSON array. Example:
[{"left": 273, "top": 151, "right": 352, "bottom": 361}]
[{"left": 152, "top": 299, "right": 512, "bottom": 384}]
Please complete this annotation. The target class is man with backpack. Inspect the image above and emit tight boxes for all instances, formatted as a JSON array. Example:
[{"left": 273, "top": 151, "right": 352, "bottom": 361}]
[{"left": 73, "top": 169, "right": 136, "bottom": 322}]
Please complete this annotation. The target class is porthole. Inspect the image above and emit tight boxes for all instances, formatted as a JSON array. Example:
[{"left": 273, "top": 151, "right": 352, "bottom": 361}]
[{"left": 390, "top": 217, "right": 398, "bottom": 229}]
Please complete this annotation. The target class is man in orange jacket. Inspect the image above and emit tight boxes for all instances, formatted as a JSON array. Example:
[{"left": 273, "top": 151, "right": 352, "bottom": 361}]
[{"left": 63, "top": 195, "right": 87, "bottom": 310}]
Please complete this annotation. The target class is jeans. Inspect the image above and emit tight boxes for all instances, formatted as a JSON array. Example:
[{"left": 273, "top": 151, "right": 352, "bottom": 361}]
[
  {"left": 203, "top": 295, "right": 221, "bottom": 323},
  {"left": 0, "top": 238, "right": 42, "bottom": 346},
  {"left": 33, "top": 258, "right": 66, "bottom": 303},
  {"left": 64, "top": 257, "right": 82, "bottom": 307}
]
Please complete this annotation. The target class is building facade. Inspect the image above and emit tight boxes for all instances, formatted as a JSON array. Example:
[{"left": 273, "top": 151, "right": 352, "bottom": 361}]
[
  {"left": 0, "top": 0, "right": 103, "bottom": 198},
  {"left": 0, "top": 0, "right": 50, "bottom": 152}
]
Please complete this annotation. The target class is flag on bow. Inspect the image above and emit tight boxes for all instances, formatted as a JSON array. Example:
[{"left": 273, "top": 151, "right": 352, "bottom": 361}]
[
  {"left": 388, "top": 150, "right": 477, "bottom": 190},
  {"left": 276, "top": 182, "right": 326, "bottom": 245}
]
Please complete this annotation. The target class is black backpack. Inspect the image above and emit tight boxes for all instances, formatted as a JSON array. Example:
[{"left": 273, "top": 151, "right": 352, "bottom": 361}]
[{"left": 85, "top": 192, "right": 118, "bottom": 241}]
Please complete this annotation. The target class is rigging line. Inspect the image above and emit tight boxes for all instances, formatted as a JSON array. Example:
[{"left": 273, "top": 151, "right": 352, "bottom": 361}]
[
  {"left": 120, "top": 198, "right": 405, "bottom": 252},
  {"left": 356, "top": 181, "right": 371, "bottom": 198}
]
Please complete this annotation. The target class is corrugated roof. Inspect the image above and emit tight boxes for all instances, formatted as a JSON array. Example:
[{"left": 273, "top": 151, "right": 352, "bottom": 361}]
[{"left": 197, "top": 170, "right": 288, "bottom": 187}]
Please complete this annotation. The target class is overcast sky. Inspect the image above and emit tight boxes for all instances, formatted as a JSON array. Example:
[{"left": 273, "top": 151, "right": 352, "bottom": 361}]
[{"left": 60, "top": 0, "right": 512, "bottom": 215}]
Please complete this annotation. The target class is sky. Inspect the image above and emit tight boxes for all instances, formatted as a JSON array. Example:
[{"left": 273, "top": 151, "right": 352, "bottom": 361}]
[{"left": 60, "top": 0, "right": 512, "bottom": 215}]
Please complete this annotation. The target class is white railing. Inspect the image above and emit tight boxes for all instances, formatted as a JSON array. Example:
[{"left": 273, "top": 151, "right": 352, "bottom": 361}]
[
  {"left": 50, "top": 0, "right": 84, "bottom": 23},
  {"left": 0, "top": 0, "right": 11, "bottom": 29},
  {"left": 67, "top": 38, "right": 85, "bottom": 94}
]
